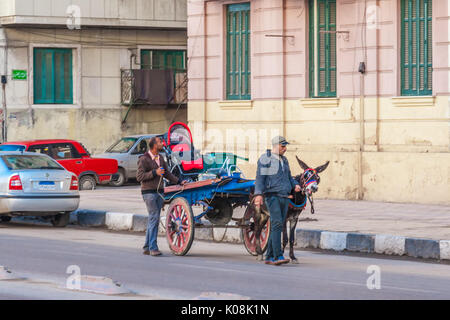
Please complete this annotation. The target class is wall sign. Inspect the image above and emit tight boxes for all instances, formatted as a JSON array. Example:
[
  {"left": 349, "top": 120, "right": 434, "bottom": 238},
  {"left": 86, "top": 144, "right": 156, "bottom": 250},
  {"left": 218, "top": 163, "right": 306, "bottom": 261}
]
[{"left": 12, "top": 70, "right": 27, "bottom": 80}]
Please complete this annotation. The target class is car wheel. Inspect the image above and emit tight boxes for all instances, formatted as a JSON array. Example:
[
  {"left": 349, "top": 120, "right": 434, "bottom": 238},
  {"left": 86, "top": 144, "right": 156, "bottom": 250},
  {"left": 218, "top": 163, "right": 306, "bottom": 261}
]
[
  {"left": 51, "top": 212, "right": 71, "bottom": 228},
  {"left": 79, "top": 175, "right": 96, "bottom": 190},
  {"left": 110, "top": 169, "right": 126, "bottom": 187},
  {"left": 0, "top": 216, "right": 11, "bottom": 223}
]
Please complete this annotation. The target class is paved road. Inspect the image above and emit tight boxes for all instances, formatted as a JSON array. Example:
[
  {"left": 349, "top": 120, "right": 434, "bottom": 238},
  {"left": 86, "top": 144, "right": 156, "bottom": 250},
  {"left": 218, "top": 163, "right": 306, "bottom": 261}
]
[{"left": 1, "top": 222, "right": 450, "bottom": 300}]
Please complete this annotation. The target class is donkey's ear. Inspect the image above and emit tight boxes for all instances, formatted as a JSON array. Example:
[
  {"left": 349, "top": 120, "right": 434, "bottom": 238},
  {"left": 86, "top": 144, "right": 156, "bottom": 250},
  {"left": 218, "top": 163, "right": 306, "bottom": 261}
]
[
  {"left": 296, "top": 156, "right": 310, "bottom": 170},
  {"left": 315, "top": 161, "right": 330, "bottom": 173}
]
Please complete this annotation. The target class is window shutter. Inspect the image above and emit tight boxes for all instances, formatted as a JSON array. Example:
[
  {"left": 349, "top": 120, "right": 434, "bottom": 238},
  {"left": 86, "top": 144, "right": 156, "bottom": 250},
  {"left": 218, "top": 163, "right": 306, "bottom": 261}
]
[
  {"left": 141, "top": 50, "right": 151, "bottom": 69},
  {"left": 54, "top": 49, "right": 73, "bottom": 104},
  {"left": 34, "top": 49, "right": 54, "bottom": 104},
  {"left": 401, "top": 0, "right": 432, "bottom": 96},
  {"left": 309, "top": 0, "right": 336, "bottom": 98},
  {"left": 227, "top": 3, "right": 251, "bottom": 100}
]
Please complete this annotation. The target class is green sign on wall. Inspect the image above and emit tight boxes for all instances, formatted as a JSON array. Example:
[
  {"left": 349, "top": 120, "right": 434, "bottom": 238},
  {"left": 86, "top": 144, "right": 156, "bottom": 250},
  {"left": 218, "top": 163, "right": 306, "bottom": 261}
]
[{"left": 12, "top": 70, "right": 27, "bottom": 80}]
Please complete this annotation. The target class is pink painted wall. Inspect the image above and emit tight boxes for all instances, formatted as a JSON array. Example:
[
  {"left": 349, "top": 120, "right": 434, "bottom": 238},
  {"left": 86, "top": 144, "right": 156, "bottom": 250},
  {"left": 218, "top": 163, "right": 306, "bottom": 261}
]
[{"left": 188, "top": 0, "right": 449, "bottom": 101}]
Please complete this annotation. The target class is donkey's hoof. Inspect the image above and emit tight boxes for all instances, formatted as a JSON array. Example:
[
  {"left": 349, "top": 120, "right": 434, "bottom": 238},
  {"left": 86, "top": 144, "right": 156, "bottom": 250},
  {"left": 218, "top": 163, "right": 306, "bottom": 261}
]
[
  {"left": 290, "top": 258, "right": 299, "bottom": 264},
  {"left": 256, "top": 254, "right": 264, "bottom": 261}
]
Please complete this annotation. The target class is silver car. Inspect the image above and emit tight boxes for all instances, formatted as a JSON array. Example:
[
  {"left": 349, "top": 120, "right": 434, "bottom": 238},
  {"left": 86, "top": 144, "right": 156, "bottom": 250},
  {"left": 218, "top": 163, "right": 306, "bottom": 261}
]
[
  {"left": 0, "top": 151, "right": 80, "bottom": 227},
  {"left": 96, "top": 134, "right": 162, "bottom": 186}
]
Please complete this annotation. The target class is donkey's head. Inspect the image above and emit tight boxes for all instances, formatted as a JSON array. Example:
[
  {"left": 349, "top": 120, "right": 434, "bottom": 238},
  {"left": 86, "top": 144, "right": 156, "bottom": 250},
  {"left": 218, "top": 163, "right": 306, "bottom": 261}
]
[{"left": 294, "top": 156, "right": 329, "bottom": 196}]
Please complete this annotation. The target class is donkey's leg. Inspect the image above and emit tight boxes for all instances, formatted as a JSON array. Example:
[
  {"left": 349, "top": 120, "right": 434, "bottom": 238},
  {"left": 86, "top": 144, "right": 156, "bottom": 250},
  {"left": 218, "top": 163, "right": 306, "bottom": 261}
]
[
  {"left": 289, "top": 216, "right": 299, "bottom": 263},
  {"left": 282, "top": 216, "right": 288, "bottom": 254}
]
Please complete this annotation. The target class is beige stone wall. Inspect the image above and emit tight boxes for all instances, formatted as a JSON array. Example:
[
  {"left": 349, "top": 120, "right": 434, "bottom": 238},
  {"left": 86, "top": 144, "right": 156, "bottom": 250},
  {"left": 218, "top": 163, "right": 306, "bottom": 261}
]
[{"left": 0, "top": 27, "right": 187, "bottom": 154}]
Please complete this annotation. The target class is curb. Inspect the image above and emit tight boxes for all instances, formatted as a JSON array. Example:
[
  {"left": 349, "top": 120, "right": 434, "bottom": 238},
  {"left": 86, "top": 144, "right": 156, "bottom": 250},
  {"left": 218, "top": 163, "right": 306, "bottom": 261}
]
[{"left": 71, "top": 210, "right": 450, "bottom": 261}]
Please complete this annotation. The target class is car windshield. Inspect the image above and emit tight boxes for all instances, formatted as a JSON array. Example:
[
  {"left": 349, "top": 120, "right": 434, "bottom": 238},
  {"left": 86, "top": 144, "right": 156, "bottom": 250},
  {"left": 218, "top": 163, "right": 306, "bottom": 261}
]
[
  {"left": 0, "top": 145, "right": 26, "bottom": 152},
  {"left": 1, "top": 155, "right": 64, "bottom": 170},
  {"left": 106, "top": 137, "right": 138, "bottom": 153}
]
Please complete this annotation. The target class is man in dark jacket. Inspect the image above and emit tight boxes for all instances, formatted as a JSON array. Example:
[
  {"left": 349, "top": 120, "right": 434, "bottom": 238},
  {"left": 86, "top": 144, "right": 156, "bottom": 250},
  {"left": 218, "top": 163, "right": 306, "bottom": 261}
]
[
  {"left": 254, "top": 136, "right": 300, "bottom": 265},
  {"left": 136, "top": 136, "right": 185, "bottom": 256}
]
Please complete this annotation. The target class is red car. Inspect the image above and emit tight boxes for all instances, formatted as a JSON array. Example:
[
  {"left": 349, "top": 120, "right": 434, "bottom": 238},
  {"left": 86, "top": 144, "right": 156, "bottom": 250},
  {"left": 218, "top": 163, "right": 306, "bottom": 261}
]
[{"left": 0, "top": 139, "right": 118, "bottom": 190}]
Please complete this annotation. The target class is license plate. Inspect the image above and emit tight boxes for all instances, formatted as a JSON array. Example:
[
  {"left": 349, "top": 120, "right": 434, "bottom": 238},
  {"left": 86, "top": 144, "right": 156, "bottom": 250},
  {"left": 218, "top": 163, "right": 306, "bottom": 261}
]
[{"left": 38, "top": 181, "right": 56, "bottom": 191}]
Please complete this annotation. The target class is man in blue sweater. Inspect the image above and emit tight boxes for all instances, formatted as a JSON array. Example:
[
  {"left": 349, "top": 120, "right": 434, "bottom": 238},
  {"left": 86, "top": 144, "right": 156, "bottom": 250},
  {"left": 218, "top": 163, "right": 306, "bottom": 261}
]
[{"left": 254, "top": 136, "right": 300, "bottom": 265}]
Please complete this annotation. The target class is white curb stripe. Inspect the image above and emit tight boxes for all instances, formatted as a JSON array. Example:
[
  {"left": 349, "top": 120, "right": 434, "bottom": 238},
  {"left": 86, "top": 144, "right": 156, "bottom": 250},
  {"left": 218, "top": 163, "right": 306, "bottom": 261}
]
[
  {"left": 375, "top": 234, "right": 406, "bottom": 256},
  {"left": 105, "top": 212, "right": 134, "bottom": 231},
  {"left": 320, "top": 231, "right": 347, "bottom": 251},
  {"left": 439, "top": 240, "right": 450, "bottom": 260}
]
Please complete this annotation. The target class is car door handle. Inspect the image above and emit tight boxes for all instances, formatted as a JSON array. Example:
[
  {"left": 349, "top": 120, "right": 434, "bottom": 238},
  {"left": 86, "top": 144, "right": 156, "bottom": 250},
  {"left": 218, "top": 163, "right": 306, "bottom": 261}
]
[{"left": 76, "top": 161, "right": 82, "bottom": 164}]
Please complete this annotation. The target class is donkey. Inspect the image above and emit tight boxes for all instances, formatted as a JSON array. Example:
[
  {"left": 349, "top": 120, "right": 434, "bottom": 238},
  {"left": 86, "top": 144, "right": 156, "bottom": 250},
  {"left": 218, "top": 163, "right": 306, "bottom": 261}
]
[{"left": 252, "top": 156, "right": 329, "bottom": 263}]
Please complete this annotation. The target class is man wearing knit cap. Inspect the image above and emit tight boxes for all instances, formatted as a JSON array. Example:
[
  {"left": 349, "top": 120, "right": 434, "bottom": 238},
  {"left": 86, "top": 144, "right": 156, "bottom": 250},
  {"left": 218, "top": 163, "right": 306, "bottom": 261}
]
[{"left": 254, "top": 136, "right": 300, "bottom": 265}]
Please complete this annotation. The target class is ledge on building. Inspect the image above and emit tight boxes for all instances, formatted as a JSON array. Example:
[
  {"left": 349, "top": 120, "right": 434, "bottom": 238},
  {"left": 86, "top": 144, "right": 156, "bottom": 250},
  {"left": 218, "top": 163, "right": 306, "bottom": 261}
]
[
  {"left": 300, "top": 97, "right": 340, "bottom": 108},
  {"left": 391, "top": 96, "right": 435, "bottom": 107},
  {"left": 218, "top": 100, "right": 253, "bottom": 110}
]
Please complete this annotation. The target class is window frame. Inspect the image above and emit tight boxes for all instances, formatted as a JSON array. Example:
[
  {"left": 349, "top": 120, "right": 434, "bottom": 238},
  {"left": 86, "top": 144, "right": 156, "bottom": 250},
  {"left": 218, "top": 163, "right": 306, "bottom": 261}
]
[
  {"left": 140, "top": 49, "right": 186, "bottom": 71},
  {"left": 33, "top": 48, "right": 73, "bottom": 104},
  {"left": 226, "top": 2, "right": 251, "bottom": 101},
  {"left": 309, "top": 0, "right": 337, "bottom": 98},
  {"left": 400, "top": 0, "right": 433, "bottom": 96}
]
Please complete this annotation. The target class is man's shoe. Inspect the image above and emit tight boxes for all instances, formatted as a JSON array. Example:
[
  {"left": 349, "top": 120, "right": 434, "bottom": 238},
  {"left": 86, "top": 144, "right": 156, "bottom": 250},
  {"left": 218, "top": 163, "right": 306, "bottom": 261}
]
[
  {"left": 150, "top": 250, "right": 162, "bottom": 256},
  {"left": 143, "top": 250, "right": 150, "bottom": 255},
  {"left": 273, "top": 256, "right": 290, "bottom": 265},
  {"left": 264, "top": 257, "right": 275, "bottom": 265}
]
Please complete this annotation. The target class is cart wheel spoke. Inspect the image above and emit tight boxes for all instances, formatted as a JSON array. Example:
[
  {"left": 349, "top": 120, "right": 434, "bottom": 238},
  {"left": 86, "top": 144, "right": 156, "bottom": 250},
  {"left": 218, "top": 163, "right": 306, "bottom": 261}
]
[
  {"left": 249, "top": 232, "right": 255, "bottom": 244},
  {"left": 175, "top": 206, "right": 181, "bottom": 218}
]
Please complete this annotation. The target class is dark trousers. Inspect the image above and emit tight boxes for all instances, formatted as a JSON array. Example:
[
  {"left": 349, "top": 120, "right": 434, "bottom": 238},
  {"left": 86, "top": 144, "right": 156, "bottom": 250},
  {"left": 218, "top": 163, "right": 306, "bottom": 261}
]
[{"left": 265, "top": 195, "right": 289, "bottom": 259}]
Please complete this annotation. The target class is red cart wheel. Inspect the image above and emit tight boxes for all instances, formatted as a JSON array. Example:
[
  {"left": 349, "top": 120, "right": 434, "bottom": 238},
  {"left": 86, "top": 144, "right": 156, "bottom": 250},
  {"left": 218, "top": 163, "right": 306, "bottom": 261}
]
[
  {"left": 166, "top": 197, "right": 195, "bottom": 256},
  {"left": 241, "top": 204, "right": 270, "bottom": 256}
]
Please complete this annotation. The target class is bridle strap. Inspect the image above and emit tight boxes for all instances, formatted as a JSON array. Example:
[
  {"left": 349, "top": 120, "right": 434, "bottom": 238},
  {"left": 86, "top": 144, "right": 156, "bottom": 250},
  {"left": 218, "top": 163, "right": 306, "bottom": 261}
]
[
  {"left": 301, "top": 168, "right": 317, "bottom": 190},
  {"left": 299, "top": 169, "right": 317, "bottom": 214}
]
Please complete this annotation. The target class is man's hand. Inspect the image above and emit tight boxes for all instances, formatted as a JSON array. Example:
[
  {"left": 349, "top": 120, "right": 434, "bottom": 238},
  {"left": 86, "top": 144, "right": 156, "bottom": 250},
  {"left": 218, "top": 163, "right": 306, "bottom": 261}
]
[
  {"left": 295, "top": 185, "right": 301, "bottom": 193},
  {"left": 156, "top": 167, "right": 165, "bottom": 176},
  {"left": 254, "top": 195, "right": 263, "bottom": 208},
  {"left": 180, "top": 180, "right": 188, "bottom": 186}
]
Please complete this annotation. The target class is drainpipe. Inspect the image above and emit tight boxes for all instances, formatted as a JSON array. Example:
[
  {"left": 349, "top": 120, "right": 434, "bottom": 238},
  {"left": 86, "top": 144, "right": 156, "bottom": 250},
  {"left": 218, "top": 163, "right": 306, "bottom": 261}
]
[
  {"left": 202, "top": 0, "right": 208, "bottom": 150},
  {"left": 358, "top": 67, "right": 365, "bottom": 200},
  {"left": 2, "top": 78, "right": 6, "bottom": 143},
  {"left": 282, "top": 0, "right": 286, "bottom": 137},
  {"left": 375, "top": 0, "right": 380, "bottom": 151},
  {"left": 2, "top": 37, "right": 8, "bottom": 143}
]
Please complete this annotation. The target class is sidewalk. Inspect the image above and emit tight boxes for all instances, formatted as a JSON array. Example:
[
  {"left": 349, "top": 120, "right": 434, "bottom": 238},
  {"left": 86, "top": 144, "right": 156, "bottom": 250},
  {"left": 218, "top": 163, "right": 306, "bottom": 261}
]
[{"left": 79, "top": 185, "right": 450, "bottom": 241}]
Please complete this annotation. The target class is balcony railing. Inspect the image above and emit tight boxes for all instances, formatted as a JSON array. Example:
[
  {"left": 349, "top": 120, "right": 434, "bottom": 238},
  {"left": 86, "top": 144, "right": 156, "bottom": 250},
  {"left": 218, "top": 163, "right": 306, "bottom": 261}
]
[{"left": 121, "top": 68, "right": 187, "bottom": 106}]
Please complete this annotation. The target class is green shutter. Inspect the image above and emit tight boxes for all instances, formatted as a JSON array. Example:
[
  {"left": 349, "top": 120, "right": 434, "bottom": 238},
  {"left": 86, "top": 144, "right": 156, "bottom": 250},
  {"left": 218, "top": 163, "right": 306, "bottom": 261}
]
[
  {"left": 309, "top": 0, "right": 336, "bottom": 98},
  {"left": 140, "top": 50, "right": 186, "bottom": 71},
  {"left": 226, "top": 2, "right": 250, "bottom": 100},
  {"left": 34, "top": 48, "right": 73, "bottom": 104},
  {"left": 401, "top": 0, "right": 432, "bottom": 96}
]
